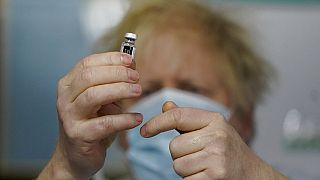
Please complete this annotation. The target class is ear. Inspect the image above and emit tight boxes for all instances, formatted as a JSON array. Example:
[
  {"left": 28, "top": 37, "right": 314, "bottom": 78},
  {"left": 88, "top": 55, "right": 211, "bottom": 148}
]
[{"left": 229, "top": 106, "right": 255, "bottom": 145}]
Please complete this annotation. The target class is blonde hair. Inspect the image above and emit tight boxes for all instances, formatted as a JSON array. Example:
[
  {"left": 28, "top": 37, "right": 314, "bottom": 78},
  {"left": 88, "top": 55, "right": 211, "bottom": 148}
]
[{"left": 96, "top": 0, "right": 273, "bottom": 114}]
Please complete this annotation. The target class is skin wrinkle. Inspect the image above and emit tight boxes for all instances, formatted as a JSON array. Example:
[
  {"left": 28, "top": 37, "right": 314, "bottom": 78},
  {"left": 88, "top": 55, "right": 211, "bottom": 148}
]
[
  {"left": 190, "top": 132, "right": 225, "bottom": 154},
  {"left": 191, "top": 136, "right": 201, "bottom": 146}
]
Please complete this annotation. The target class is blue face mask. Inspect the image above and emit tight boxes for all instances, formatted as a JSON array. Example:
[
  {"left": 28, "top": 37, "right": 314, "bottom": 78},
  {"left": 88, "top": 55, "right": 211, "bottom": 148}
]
[{"left": 126, "top": 88, "right": 231, "bottom": 180}]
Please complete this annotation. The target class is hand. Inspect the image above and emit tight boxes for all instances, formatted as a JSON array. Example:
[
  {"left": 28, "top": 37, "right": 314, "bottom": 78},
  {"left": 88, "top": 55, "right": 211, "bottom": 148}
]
[
  {"left": 38, "top": 52, "right": 143, "bottom": 180},
  {"left": 141, "top": 102, "right": 287, "bottom": 180}
]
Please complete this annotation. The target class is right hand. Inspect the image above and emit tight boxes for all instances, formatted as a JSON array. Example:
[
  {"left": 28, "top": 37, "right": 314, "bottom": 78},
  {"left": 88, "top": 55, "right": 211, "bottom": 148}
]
[{"left": 43, "top": 52, "right": 143, "bottom": 179}]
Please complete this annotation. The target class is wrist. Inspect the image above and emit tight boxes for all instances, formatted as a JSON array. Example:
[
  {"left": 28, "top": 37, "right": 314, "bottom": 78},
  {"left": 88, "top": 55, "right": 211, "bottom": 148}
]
[
  {"left": 244, "top": 150, "right": 288, "bottom": 180},
  {"left": 38, "top": 142, "right": 90, "bottom": 180}
]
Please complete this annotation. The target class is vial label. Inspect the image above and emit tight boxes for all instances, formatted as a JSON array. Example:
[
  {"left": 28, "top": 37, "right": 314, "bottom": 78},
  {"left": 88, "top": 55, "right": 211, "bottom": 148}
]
[
  {"left": 122, "top": 45, "right": 134, "bottom": 57},
  {"left": 121, "top": 44, "right": 136, "bottom": 59}
]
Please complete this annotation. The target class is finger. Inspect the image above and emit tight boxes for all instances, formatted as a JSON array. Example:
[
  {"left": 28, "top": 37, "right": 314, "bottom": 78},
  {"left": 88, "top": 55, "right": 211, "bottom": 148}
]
[
  {"left": 141, "top": 108, "right": 224, "bottom": 137},
  {"left": 73, "top": 82, "right": 142, "bottom": 118},
  {"left": 78, "top": 113, "right": 143, "bottom": 142},
  {"left": 61, "top": 52, "right": 133, "bottom": 85},
  {"left": 97, "top": 103, "right": 122, "bottom": 116},
  {"left": 82, "top": 52, "right": 133, "bottom": 67},
  {"left": 184, "top": 171, "right": 210, "bottom": 180},
  {"left": 162, "top": 101, "right": 188, "bottom": 134},
  {"left": 162, "top": 101, "right": 178, "bottom": 113},
  {"left": 69, "top": 66, "right": 139, "bottom": 101},
  {"left": 170, "top": 128, "right": 229, "bottom": 159},
  {"left": 170, "top": 130, "right": 206, "bottom": 159},
  {"left": 173, "top": 150, "right": 208, "bottom": 177}
]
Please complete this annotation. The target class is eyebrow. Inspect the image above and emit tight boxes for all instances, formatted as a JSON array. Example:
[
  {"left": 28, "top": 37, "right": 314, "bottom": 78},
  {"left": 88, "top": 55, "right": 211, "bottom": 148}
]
[
  {"left": 144, "top": 79, "right": 208, "bottom": 90},
  {"left": 178, "top": 79, "right": 208, "bottom": 89}
]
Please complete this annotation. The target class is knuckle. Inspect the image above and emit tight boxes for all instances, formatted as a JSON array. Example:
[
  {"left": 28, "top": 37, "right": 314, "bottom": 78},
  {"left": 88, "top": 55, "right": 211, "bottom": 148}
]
[
  {"left": 65, "top": 126, "right": 80, "bottom": 140},
  {"left": 204, "top": 131, "right": 228, "bottom": 155},
  {"left": 216, "top": 165, "right": 228, "bottom": 179},
  {"left": 57, "top": 78, "right": 65, "bottom": 89},
  {"left": 173, "top": 159, "right": 183, "bottom": 176},
  {"left": 80, "top": 68, "right": 95, "bottom": 83},
  {"left": 125, "top": 68, "right": 133, "bottom": 80},
  {"left": 121, "top": 82, "right": 132, "bottom": 93},
  {"left": 57, "top": 77, "right": 67, "bottom": 94},
  {"left": 99, "top": 116, "right": 115, "bottom": 132},
  {"left": 191, "top": 136, "right": 202, "bottom": 146},
  {"left": 113, "top": 82, "right": 126, "bottom": 95},
  {"left": 81, "top": 54, "right": 97, "bottom": 67},
  {"left": 209, "top": 112, "right": 225, "bottom": 123},
  {"left": 147, "top": 120, "right": 161, "bottom": 135},
  {"left": 56, "top": 99, "right": 73, "bottom": 121},
  {"left": 109, "top": 52, "right": 119, "bottom": 63},
  {"left": 169, "top": 138, "right": 179, "bottom": 153},
  {"left": 213, "top": 130, "right": 229, "bottom": 149},
  {"left": 84, "top": 88, "right": 96, "bottom": 103},
  {"left": 213, "top": 129, "right": 228, "bottom": 140},
  {"left": 214, "top": 167, "right": 227, "bottom": 179},
  {"left": 211, "top": 112, "right": 225, "bottom": 123},
  {"left": 56, "top": 99, "right": 74, "bottom": 125},
  {"left": 56, "top": 97, "right": 65, "bottom": 111},
  {"left": 80, "top": 56, "right": 90, "bottom": 69},
  {"left": 171, "top": 108, "right": 182, "bottom": 124},
  {"left": 115, "top": 66, "right": 127, "bottom": 78},
  {"left": 180, "top": 157, "right": 191, "bottom": 169},
  {"left": 205, "top": 144, "right": 227, "bottom": 156}
]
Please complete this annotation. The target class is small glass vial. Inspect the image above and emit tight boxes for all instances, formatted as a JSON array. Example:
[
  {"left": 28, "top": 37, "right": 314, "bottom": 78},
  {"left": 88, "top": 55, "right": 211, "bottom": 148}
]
[{"left": 120, "top": 32, "right": 137, "bottom": 60}]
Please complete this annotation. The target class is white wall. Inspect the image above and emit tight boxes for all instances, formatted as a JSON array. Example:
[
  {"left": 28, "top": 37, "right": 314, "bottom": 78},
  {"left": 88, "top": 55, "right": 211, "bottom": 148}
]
[{"left": 245, "top": 7, "right": 320, "bottom": 177}]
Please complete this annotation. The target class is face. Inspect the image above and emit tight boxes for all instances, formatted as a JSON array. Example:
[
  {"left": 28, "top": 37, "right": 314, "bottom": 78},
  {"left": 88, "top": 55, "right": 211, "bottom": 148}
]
[
  {"left": 119, "top": 29, "right": 253, "bottom": 148},
  {"left": 128, "top": 30, "right": 230, "bottom": 108}
]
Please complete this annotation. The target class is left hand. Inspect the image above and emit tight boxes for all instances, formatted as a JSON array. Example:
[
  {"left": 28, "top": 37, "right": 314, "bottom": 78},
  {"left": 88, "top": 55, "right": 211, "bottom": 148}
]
[{"left": 140, "top": 102, "right": 286, "bottom": 180}]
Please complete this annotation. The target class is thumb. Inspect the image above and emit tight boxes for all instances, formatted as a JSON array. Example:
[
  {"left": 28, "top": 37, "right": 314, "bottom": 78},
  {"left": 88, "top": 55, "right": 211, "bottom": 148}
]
[
  {"left": 162, "top": 101, "right": 186, "bottom": 134},
  {"left": 162, "top": 101, "right": 178, "bottom": 113}
]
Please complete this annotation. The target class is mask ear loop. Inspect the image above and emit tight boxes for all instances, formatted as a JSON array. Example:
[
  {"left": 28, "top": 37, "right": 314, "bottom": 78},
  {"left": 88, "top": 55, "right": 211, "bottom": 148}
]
[{"left": 162, "top": 101, "right": 187, "bottom": 134}]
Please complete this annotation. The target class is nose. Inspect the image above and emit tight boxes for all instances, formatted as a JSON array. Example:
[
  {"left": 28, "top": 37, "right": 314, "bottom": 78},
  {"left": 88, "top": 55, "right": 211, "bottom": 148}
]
[{"left": 162, "top": 80, "right": 178, "bottom": 89}]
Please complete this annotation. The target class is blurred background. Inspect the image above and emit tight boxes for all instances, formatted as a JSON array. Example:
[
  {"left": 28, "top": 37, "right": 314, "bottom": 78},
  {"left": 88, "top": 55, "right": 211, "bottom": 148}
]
[{"left": 1, "top": 0, "right": 320, "bottom": 179}]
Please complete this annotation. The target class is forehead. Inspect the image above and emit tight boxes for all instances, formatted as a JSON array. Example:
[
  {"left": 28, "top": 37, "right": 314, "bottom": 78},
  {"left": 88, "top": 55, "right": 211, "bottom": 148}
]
[{"left": 135, "top": 29, "right": 222, "bottom": 84}]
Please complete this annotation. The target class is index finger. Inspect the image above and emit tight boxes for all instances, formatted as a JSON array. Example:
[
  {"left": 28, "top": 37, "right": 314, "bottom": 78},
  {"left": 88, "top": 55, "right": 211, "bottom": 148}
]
[
  {"left": 140, "top": 108, "right": 224, "bottom": 138},
  {"left": 62, "top": 52, "right": 133, "bottom": 85},
  {"left": 79, "top": 52, "right": 133, "bottom": 67}
]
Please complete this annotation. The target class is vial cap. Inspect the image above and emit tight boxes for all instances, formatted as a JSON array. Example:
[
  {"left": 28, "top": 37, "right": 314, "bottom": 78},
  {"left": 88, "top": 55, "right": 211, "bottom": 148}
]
[{"left": 125, "top": 32, "right": 137, "bottom": 40}]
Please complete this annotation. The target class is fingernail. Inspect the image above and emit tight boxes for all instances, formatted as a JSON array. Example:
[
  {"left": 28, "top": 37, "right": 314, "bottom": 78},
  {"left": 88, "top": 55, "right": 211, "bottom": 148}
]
[
  {"left": 131, "top": 84, "right": 142, "bottom": 94},
  {"left": 135, "top": 113, "right": 143, "bottom": 124},
  {"left": 128, "top": 70, "right": 139, "bottom": 81},
  {"left": 121, "top": 54, "right": 132, "bottom": 65},
  {"left": 140, "top": 125, "right": 147, "bottom": 137}
]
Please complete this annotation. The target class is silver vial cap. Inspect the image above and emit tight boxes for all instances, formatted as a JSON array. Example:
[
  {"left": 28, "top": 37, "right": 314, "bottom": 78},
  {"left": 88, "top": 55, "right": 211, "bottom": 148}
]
[{"left": 125, "top": 32, "right": 137, "bottom": 40}]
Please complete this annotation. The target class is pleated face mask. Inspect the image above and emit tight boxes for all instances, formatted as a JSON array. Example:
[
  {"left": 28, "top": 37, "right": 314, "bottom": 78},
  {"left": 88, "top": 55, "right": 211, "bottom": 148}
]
[{"left": 127, "top": 88, "right": 231, "bottom": 180}]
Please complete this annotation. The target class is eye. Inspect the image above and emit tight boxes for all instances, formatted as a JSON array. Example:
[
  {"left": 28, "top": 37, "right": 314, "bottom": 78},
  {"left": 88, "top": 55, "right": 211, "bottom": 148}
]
[
  {"left": 141, "top": 87, "right": 160, "bottom": 97},
  {"left": 180, "top": 85, "right": 201, "bottom": 94}
]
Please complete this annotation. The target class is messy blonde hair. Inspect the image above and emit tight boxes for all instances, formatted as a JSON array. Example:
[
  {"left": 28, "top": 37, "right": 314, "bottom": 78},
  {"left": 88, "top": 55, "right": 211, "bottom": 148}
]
[{"left": 96, "top": 0, "right": 272, "bottom": 114}]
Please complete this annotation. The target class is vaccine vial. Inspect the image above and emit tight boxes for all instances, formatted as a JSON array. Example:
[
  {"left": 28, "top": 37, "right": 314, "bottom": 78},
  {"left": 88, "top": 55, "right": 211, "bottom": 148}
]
[{"left": 120, "top": 32, "right": 137, "bottom": 60}]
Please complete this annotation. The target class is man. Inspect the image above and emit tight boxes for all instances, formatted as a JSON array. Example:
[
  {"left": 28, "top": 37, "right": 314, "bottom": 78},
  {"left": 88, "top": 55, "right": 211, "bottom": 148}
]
[{"left": 38, "top": 0, "right": 287, "bottom": 179}]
